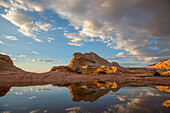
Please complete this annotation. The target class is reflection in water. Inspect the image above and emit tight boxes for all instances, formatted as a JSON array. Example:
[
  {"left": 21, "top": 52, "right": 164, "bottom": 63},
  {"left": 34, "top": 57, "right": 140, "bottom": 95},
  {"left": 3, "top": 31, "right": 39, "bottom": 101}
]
[
  {"left": 67, "top": 81, "right": 120, "bottom": 102},
  {"left": 155, "top": 86, "right": 170, "bottom": 93},
  {"left": 0, "top": 81, "right": 170, "bottom": 113},
  {"left": 0, "top": 87, "right": 11, "bottom": 97}
]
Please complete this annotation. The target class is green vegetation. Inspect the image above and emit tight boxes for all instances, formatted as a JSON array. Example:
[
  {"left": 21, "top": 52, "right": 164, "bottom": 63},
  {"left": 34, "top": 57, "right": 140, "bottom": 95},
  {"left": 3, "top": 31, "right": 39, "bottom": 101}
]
[
  {"left": 74, "top": 67, "right": 82, "bottom": 74},
  {"left": 154, "top": 72, "right": 161, "bottom": 76},
  {"left": 97, "top": 81, "right": 106, "bottom": 84},
  {"left": 141, "top": 75, "right": 170, "bottom": 78},
  {"left": 97, "top": 71, "right": 106, "bottom": 74}
]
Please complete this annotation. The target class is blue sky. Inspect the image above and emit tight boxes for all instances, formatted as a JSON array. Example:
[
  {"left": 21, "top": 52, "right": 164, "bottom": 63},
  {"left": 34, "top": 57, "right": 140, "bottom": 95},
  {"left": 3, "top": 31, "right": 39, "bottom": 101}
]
[{"left": 0, "top": 0, "right": 169, "bottom": 72}]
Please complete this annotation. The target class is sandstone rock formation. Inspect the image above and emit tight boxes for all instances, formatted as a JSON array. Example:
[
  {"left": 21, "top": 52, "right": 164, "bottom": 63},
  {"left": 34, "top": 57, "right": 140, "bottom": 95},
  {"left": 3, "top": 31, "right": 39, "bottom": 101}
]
[
  {"left": 147, "top": 59, "right": 170, "bottom": 70},
  {"left": 67, "top": 81, "right": 120, "bottom": 102},
  {"left": 49, "top": 66, "right": 74, "bottom": 73},
  {"left": 162, "top": 100, "right": 170, "bottom": 108},
  {"left": 67, "top": 52, "right": 121, "bottom": 74},
  {"left": 0, "top": 54, "right": 24, "bottom": 73},
  {"left": 154, "top": 86, "right": 170, "bottom": 93},
  {"left": 160, "top": 71, "right": 170, "bottom": 75},
  {"left": 0, "top": 87, "right": 11, "bottom": 97}
]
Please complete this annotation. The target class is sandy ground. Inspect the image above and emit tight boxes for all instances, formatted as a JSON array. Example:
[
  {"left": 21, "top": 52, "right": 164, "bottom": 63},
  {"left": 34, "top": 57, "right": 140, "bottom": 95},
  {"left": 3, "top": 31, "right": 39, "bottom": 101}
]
[{"left": 0, "top": 71, "right": 170, "bottom": 87}]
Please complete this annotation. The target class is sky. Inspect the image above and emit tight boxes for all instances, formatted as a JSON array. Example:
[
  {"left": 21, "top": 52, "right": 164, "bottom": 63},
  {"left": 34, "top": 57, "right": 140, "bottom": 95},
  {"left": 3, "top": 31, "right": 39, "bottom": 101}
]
[{"left": 0, "top": 0, "right": 170, "bottom": 72}]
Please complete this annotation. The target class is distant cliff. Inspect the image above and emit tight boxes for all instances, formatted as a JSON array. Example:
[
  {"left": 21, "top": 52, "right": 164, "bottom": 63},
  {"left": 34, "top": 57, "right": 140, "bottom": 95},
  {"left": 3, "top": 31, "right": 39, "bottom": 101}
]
[
  {"left": 0, "top": 54, "right": 24, "bottom": 73},
  {"left": 147, "top": 59, "right": 170, "bottom": 70}
]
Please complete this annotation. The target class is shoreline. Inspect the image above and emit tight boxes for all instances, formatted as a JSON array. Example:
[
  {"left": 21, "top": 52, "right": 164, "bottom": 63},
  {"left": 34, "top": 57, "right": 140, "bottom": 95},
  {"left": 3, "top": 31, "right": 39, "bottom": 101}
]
[{"left": 0, "top": 71, "right": 170, "bottom": 87}]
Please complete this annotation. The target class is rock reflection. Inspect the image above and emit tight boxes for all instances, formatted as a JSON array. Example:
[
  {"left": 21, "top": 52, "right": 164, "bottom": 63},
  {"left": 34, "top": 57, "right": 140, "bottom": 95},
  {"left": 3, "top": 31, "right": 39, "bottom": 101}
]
[
  {"left": 0, "top": 87, "right": 11, "bottom": 97},
  {"left": 154, "top": 86, "right": 170, "bottom": 108},
  {"left": 0, "top": 81, "right": 170, "bottom": 105},
  {"left": 154, "top": 86, "right": 170, "bottom": 93},
  {"left": 67, "top": 81, "right": 121, "bottom": 102}
]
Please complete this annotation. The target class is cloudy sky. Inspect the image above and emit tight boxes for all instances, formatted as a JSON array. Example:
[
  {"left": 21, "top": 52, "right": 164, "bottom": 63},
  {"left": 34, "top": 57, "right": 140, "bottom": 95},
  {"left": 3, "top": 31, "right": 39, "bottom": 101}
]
[{"left": 0, "top": 0, "right": 170, "bottom": 72}]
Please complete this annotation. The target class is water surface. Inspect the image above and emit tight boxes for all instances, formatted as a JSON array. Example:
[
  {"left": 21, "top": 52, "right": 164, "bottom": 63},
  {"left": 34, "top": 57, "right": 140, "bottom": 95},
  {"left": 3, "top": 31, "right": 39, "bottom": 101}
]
[{"left": 0, "top": 82, "right": 170, "bottom": 113}]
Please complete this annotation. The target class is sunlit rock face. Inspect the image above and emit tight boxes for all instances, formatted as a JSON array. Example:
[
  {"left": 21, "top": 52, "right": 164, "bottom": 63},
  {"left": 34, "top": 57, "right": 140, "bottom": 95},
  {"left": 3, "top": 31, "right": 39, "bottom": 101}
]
[
  {"left": 160, "top": 71, "right": 170, "bottom": 76},
  {"left": 67, "top": 81, "right": 120, "bottom": 102},
  {"left": 147, "top": 59, "right": 170, "bottom": 70},
  {"left": 0, "top": 87, "right": 11, "bottom": 97},
  {"left": 0, "top": 54, "right": 24, "bottom": 73},
  {"left": 68, "top": 52, "right": 120, "bottom": 74},
  {"left": 49, "top": 66, "right": 74, "bottom": 73},
  {"left": 154, "top": 86, "right": 170, "bottom": 93},
  {"left": 162, "top": 100, "right": 170, "bottom": 108}
]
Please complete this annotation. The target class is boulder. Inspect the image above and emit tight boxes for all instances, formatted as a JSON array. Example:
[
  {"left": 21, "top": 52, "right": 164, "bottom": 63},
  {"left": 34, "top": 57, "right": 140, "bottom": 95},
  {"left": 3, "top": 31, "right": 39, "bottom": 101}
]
[
  {"left": 68, "top": 52, "right": 120, "bottom": 74},
  {"left": 0, "top": 54, "right": 24, "bottom": 73}
]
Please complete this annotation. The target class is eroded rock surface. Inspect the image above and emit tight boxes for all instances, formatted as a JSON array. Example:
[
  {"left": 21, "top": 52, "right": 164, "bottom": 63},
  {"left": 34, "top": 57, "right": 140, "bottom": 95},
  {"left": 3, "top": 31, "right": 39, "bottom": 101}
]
[
  {"left": 162, "top": 100, "right": 170, "bottom": 108},
  {"left": 147, "top": 59, "right": 170, "bottom": 70},
  {"left": 0, "top": 54, "right": 24, "bottom": 73},
  {"left": 67, "top": 52, "right": 121, "bottom": 74},
  {"left": 67, "top": 81, "right": 120, "bottom": 102}
]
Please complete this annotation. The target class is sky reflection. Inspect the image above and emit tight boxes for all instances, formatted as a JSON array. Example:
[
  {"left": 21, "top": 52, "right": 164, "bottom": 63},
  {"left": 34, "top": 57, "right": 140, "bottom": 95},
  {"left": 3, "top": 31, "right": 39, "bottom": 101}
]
[{"left": 0, "top": 83, "right": 170, "bottom": 113}]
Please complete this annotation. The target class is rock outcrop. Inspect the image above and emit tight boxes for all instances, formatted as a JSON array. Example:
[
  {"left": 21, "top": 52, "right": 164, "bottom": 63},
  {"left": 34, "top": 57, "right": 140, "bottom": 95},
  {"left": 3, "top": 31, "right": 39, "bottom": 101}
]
[
  {"left": 160, "top": 71, "right": 170, "bottom": 75},
  {"left": 147, "top": 59, "right": 170, "bottom": 70},
  {"left": 68, "top": 52, "right": 121, "bottom": 74},
  {"left": 49, "top": 66, "right": 74, "bottom": 73},
  {"left": 0, "top": 54, "right": 24, "bottom": 73}
]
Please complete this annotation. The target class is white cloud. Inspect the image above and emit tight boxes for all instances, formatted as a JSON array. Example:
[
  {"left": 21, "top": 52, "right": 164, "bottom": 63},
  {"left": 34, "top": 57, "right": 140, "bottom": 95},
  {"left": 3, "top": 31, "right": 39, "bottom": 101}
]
[
  {"left": 0, "top": 0, "right": 170, "bottom": 64},
  {"left": 0, "top": 52, "right": 6, "bottom": 55},
  {"left": 32, "top": 58, "right": 53, "bottom": 63},
  {"left": 64, "top": 33, "right": 86, "bottom": 43},
  {"left": 74, "top": 26, "right": 80, "bottom": 30},
  {"left": 12, "top": 58, "right": 16, "bottom": 61},
  {"left": 18, "top": 55, "right": 26, "bottom": 57},
  {"left": 47, "top": 37, "right": 55, "bottom": 42},
  {"left": 32, "top": 51, "right": 39, "bottom": 54},
  {"left": 57, "top": 27, "right": 63, "bottom": 30},
  {"left": 4, "top": 35, "right": 18, "bottom": 40},
  {"left": 68, "top": 42, "right": 82, "bottom": 46},
  {"left": 0, "top": 41, "right": 5, "bottom": 44},
  {"left": 0, "top": 0, "right": 11, "bottom": 8},
  {"left": 0, "top": 3, "right": 52, "bottom": 42}
]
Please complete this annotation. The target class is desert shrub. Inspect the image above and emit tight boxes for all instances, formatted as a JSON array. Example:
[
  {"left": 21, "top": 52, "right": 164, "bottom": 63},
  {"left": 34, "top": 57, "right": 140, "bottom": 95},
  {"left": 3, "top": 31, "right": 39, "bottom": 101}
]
[
  {"left": 74, "top": 67, "right": 82, "bottom": 74},
  {"left": 74, "top": 67, "right": 80, "bottom": 72},
  {"left": 97, "top": 71, "right": 106, "bottom": 74},
  {"left": 154, "top": 72, "right": 161, "bottom": 76},
  {"left": 77, "top": 71, "right": 82, "bottom": 74},
  {"left": 97, "top": 81, "right": 106, "bottom": 84}
]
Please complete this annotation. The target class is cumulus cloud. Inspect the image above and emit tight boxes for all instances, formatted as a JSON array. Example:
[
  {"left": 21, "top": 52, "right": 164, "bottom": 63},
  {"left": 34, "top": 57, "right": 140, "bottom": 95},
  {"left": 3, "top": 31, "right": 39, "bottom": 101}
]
[
  {"left": 43, "top": 0, "right": 170, "bottom": 64},
  {"left": 64, "top": 33, "right": 86, "bottom": 46},
  {"left": 0, "top": 0, "right": 170, "bottom": 64},
  {"left": 0, "top": 1, "right": 52, "bottom": 42},
  {"left": 4, "top": 35, "right": 18, "bottom": 40}
]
